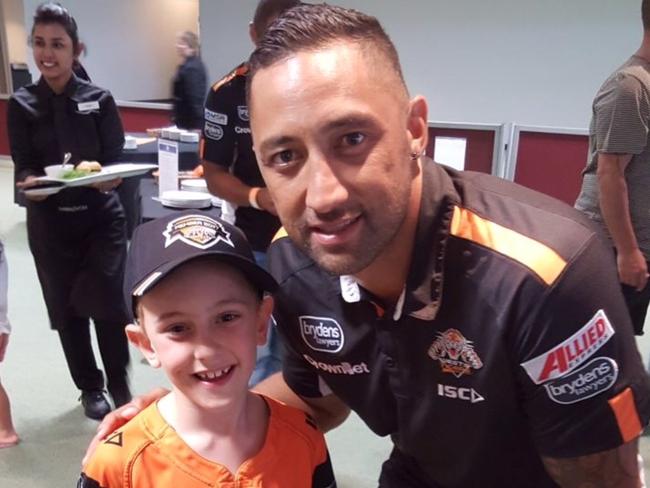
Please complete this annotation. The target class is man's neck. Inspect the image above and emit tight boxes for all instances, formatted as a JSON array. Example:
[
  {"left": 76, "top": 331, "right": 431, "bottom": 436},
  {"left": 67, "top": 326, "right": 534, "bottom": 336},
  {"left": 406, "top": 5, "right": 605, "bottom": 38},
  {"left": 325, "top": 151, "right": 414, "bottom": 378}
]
[
  {"left": 354, "top": 162, "right": 423, "bottom": 306},
  {"left": 634, "top": 32, "right": 650, "bottom": 62}
]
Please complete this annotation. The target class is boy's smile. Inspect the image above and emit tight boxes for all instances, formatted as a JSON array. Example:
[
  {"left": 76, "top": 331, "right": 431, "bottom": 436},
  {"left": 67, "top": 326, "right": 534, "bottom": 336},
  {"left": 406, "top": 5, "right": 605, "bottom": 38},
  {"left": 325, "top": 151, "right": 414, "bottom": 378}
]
[{"left": 132, "top": 259, "right": 272, "bottom": 411}]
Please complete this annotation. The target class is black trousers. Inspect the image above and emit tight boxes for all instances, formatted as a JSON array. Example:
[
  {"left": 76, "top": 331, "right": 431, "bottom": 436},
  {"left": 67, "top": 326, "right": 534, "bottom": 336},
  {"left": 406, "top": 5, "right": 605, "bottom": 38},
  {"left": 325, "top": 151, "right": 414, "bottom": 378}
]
[
  {"left": 621, "top": 277, "right": 650, "bottom": 336},
  {"left": 57, "top": 317, "right": 129, "bottom": 393}
]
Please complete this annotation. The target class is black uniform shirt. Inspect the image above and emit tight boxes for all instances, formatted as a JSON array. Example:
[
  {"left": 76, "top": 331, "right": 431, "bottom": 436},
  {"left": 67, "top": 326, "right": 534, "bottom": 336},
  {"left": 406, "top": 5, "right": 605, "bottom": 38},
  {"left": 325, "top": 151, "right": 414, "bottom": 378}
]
[
  {"left": 268, "top": 160, "right": 650, "bottom": 488},
  {"left": 8, "top": 74, "right": 125, "bottom": 207},
  {"left": 200, "top": 63, "right": 281, "bottom": 252}
]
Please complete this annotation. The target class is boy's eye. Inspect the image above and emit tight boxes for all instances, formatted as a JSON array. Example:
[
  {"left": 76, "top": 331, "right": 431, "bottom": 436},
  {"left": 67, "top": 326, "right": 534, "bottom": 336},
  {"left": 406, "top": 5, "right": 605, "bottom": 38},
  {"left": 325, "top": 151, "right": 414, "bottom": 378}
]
[
  {"left": 218, "top": 312, "right": 240, "bottom": 324},
  {"left": 166, "top": 323, "right": 188, "bottom": 334}
]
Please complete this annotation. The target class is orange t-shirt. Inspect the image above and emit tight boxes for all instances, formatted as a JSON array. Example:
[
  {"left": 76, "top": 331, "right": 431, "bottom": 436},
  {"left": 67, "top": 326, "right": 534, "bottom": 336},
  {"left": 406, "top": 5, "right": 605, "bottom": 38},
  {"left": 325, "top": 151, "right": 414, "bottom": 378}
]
[{"left": 79, "top": 395, "right": 335, "bottom": 487}]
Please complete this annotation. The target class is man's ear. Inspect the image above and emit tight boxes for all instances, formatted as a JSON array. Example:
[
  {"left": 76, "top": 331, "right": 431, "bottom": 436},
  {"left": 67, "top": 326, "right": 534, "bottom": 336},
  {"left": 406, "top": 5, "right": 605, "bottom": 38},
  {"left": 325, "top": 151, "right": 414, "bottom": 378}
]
[
  {"left": 407, "top": 95, "right": 429, "bottom": 158},
  {"left": 249, "top": 21, "right": 258, "bottom": 46},
  {"left": 256, "top": 295, "right": 274, "bottom": 346},
  {"left": 125, "top": 323, "right": 161, "bottom": 368}
]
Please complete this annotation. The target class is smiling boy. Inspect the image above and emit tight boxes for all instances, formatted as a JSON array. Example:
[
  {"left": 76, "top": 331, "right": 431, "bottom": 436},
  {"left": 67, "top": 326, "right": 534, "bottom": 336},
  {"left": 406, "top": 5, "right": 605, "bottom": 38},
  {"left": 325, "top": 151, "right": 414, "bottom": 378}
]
[{"left": 79, "top": 211, "right": 335, "bottom": 487}]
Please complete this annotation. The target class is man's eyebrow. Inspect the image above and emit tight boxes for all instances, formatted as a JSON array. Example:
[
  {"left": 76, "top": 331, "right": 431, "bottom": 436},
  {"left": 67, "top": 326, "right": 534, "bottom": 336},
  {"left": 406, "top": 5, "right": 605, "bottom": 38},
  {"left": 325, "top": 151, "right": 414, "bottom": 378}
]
[
  {"left": 259, "top": 136, "right": 298, "bottom": 153},
  {"left": 258, "top": 114, "right": 375, "bottom": 153},
  {"left": 322, "top": 115, "right": 375, "bottom": 132}
]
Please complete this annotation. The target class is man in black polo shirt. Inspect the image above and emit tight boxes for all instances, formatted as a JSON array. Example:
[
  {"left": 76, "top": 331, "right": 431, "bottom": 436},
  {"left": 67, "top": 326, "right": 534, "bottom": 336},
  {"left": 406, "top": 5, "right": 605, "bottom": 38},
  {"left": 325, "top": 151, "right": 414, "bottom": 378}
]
[
  {"left": 89, "top": 4, "right": 650, "bottom": 487},
  {"left": 246, "top": 5, "right": 650, "bottom": 488},
  {"left": 200, "top": 0, "right": 298, "bottom": 385}
]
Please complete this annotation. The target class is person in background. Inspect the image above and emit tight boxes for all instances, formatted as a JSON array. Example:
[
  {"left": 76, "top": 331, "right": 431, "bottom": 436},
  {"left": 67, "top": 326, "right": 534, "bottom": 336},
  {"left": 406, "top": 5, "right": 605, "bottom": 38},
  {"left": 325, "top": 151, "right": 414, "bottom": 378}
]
[
  {"left": 79, "top": 211, "right": 335, "bottom": 487},
  {"left": 0, "top": 240, "right": 18, "bottom": 448},
  {"left": 7, "top": 2, "right": 131, "bottom": 420},
  {"left": 172, "top": 31, "right": 207, "bottom": 130},
  {"left": 200, "top": 0, "right": 299, "bottom": 386},
  {"left": 91, "top": 4, "right": 650, "bottom": 487},
  {"left": 575, "top": 0, "right": 650, "bottom": 339}
]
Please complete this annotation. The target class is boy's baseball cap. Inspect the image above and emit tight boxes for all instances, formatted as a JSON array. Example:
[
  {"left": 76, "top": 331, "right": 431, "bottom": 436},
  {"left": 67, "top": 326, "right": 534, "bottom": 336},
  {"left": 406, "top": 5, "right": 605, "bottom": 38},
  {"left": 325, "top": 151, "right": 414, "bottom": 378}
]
[{"left": 124, "top": 211, "right": 278, "bottom": 315}]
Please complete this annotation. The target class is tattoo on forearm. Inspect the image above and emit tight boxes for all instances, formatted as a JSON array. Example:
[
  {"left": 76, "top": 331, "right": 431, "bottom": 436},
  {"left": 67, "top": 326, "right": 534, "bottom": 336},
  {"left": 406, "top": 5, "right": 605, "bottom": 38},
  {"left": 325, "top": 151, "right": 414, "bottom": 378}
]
[{"left": 542, "top": 440, "right": 640, "bottom": 488}]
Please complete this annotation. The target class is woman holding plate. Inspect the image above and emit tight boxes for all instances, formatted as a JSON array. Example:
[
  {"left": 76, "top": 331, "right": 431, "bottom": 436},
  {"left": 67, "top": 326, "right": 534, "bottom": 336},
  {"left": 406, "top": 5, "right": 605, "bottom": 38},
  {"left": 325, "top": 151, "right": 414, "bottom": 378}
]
[{"left": 7, "top": 2, "right": 131, "bottom": 420}]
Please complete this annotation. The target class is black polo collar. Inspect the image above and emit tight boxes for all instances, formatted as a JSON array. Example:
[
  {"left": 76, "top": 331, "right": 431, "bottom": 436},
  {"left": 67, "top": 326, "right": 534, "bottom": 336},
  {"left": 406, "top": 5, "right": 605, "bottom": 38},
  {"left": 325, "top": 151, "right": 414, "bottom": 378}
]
[{"left": 36, "top": 73, "right": 83, "bottom": 100}]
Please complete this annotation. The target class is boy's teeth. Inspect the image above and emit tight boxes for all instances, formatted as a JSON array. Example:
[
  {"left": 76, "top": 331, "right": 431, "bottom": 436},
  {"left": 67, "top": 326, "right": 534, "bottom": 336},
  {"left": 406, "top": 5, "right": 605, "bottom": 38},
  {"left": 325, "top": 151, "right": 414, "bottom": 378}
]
[{"left": 197, "top": 367, "right": 231, "bottom": 380}]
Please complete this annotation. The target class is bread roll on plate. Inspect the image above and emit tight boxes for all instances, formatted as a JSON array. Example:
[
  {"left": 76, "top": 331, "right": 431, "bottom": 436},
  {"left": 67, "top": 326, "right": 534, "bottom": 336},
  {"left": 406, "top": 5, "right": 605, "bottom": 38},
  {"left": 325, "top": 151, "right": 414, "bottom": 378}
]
[{"left": 76, "top": 161, "right": 102, "bottom": 172}]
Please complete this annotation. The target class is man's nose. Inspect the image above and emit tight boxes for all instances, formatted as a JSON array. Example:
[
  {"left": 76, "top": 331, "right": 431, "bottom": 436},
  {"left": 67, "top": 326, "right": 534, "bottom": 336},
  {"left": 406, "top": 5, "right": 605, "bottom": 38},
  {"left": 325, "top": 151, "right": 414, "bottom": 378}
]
[{"left": 304, "top": 153, "right": 348, "bottom": 214}]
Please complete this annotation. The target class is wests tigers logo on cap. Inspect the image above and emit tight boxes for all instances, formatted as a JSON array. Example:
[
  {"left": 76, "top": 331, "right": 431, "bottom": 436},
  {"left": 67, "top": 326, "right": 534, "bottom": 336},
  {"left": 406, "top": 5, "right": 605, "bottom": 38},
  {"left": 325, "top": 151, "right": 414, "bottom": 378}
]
[{"left": 163, "top": 215, "right": 234, "bottom": 250}]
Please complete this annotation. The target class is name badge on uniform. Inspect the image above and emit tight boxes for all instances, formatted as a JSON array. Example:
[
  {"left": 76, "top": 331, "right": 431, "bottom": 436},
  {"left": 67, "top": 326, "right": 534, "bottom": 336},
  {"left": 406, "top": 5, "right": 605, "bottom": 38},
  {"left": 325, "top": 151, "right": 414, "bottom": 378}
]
[{"left": 77, "top": 101, "right": 100, "bottom": 113}]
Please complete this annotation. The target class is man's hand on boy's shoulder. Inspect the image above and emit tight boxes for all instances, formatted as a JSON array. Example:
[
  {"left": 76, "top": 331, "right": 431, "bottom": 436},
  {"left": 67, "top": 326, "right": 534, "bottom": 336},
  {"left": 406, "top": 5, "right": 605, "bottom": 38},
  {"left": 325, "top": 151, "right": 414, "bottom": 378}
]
[{"left": 82, "top": 387, "right": 169, "bottom": 466}]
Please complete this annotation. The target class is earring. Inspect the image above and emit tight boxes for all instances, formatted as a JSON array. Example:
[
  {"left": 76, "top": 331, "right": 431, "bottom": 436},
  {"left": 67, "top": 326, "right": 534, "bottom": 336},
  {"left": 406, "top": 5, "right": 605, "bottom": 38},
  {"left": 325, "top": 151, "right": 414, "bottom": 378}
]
[{"left": 410, "top": 151, "right": 419, "bottom": 161}]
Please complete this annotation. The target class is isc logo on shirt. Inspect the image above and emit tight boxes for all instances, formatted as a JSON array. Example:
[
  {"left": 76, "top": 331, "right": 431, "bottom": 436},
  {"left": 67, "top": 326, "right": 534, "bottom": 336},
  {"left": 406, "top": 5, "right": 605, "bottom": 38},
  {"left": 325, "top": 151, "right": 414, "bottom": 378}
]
[
  {"left": 299, "top": 316, "right": 344, "bottom": 353},
  {"left": 437, "top": 384, "right": 485, "bottom": 404}
]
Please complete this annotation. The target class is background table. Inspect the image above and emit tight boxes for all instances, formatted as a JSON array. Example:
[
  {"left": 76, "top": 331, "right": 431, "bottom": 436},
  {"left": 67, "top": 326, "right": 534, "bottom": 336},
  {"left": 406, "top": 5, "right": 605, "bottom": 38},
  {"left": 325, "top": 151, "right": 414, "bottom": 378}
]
[
  {"left": 137, "top": 178, "right": 220, "bottom": 225},
  {"left": 118, "top": 132, "right": 200, "bottom": 171},
  {"left": 117, "top": 133, "right": 200, "bottom": 236}
]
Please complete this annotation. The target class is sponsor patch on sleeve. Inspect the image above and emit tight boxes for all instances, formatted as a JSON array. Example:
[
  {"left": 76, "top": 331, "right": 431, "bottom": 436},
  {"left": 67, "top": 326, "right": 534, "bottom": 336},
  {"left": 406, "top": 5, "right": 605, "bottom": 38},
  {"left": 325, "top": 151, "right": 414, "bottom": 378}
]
[
  {"left": 543, "top": 356, "right": 618, "bottom": 404},
  {"left": 204, "top": 109, "right": 228, "bottom": 125},
  {"left": 521, "top": 309, "right": 615, "bottom": 385},
  {"left": 204, "top": 122, "right": 224, "bottom": 141}
]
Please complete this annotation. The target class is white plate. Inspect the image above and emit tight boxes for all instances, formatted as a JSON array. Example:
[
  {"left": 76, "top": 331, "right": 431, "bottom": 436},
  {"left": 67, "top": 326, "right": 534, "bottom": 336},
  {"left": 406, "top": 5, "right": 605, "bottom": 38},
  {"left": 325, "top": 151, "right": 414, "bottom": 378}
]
[
  {"left": 180, "top": 132, "right": 199, "bottom": 143},
  {"left": 23, "top": 184, "right": 65, "bottom": 197},
  {"left": 34, "top": 163, "right": 158, "bottom": 188},
  {"left": 180, "top": 179, "right": 208, "bottom": 192},
  {"left": 160, "top": 190, "right": 212, "bottom": 209}
]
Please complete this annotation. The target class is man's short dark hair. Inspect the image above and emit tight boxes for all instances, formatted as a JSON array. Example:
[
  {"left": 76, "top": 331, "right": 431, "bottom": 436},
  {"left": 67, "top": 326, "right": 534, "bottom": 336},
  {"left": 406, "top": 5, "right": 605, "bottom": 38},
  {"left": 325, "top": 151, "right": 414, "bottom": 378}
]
[
  {"left": 252, "top": 0, "right": 301, "bottom": 40},
  {"left": 248, "top": 3, "right": 406, "bottom": 97},
  {"left": 643, "top": 0, "right": 650, "bottom": 30}
]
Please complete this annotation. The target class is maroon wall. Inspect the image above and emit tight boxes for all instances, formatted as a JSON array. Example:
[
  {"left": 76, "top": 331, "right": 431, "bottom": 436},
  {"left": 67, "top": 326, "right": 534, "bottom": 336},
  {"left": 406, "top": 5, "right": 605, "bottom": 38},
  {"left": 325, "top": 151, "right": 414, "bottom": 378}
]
[
  {"left": 426, "top": 127, "right": 496, "bottom": 174},
  {"left": 513, "top": 131, "right": 589, "bottom": 205}
]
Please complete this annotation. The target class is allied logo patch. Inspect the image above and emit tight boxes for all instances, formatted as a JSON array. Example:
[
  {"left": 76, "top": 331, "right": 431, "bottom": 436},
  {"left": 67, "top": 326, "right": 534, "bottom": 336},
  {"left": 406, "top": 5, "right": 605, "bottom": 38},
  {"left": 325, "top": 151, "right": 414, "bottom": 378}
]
[
  {"left": 300, "top": 316, "right": 344, "bottom": 353},
  {"left": 521, "top": 310, "right": 615, "bottom": 385},
  {"left": 544, "top": 357, "right": 618, "bottom": 404},
  {"left": 204, "top": 122, "right": 224, "bottom": 141},
  {"left": 163, "top": 215, "right": 234, "bottom": 250},
  {"left": 204, "top": 109, "right": 228, "bottom": 125},
  {"left": 237, "top": 105, "right": 249, "bottom": 121},
  {"left": 428, "top": 329, "right": 483, "bottom": 378}
]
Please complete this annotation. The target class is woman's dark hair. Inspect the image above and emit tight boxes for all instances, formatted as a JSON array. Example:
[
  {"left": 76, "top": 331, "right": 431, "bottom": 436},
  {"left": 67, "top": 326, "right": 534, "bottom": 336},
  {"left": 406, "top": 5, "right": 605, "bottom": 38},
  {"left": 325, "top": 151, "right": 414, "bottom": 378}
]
[{"left": 30, "top": 2, "right": 80, "bottom": 53}]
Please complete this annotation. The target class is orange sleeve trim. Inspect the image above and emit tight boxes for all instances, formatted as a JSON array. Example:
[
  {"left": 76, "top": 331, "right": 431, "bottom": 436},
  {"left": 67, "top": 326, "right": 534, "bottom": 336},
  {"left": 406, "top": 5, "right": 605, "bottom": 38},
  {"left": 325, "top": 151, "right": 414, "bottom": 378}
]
[
  {"left": 272, "top": 227, "right": 288, "bottom": 243},
  {"left": 450, "top": 206, "right": 566, "bottom": 286},
  {"left": 211, "top": 71, "right": 237, "bottom": 92},
  {"left": 609, "top": 387, "right": 643, "bottom": 443}
]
